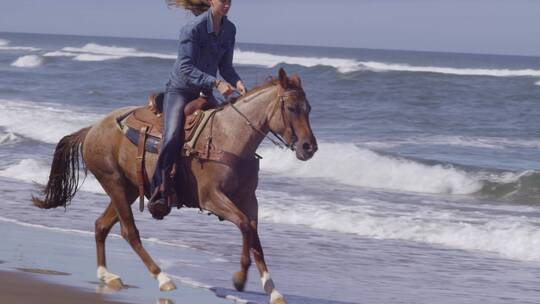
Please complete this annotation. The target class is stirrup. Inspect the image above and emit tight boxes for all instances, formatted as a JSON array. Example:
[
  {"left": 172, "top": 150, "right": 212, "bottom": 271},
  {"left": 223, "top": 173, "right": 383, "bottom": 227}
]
[{"left": 148, "top": 171, "right": 173, "bottom": 220}]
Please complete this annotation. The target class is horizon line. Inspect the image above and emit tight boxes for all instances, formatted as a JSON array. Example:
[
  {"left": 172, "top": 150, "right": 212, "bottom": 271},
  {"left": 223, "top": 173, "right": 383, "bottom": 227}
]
[{"left": 1, "top": 30, "right": 540, "bottom": 59}]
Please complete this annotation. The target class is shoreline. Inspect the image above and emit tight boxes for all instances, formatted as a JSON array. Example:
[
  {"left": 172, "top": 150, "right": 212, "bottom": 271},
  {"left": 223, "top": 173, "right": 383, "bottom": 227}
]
[{"left": 0, "top": 219, "right": 230, "bottom": 304}]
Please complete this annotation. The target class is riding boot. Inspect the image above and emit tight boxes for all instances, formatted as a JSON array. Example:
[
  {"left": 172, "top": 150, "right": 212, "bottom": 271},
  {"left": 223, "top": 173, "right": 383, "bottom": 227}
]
[{"left": 148, "top": 170, "right": 172, "bottom": 220}]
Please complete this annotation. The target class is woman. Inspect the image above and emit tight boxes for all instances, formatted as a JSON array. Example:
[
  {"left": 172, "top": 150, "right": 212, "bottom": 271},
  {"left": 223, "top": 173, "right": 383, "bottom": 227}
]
[{"left": 150, "top": 0, "right": 246, "bottom": 218}]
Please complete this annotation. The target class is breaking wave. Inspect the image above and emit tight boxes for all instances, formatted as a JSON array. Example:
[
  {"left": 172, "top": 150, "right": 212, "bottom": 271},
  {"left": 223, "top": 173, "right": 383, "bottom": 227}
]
[
  {"left": 234, "top": 49, "right": 540, "bottom": 77},
  {"left": 259, "top": 143, "right": 482, "bottom": 195},
  {"left": 258, "top": 190, "right": 540, "bottom": 262},
  {"left": 0, "top": 158, "right": 104, "bottom": 194},
  {"left": 0, "top": 131, "right": 19, "bottom": 144},
  {"left": 44, "top": 43, "right": 176, "bottom": 61},
  {"left": 11, "top": 55, "right": 45, "bottom": 68},
  {"left": 0, "top": 39, "right": 40, "bottom": 51},
  {"left": 363, "top": 135, "right": 540, "bottom": 150},
  {"left": 258, "top": 143, "right": 539, "bottom": 200},
  {"left": 38, "top": 42, "right": 540, "bottom": 78},
  {"left": 234, "top": 49, "right": 362, "bottom": 73},
  {"left": 0, "top": 99, "right": 100, "bottom": 144}
]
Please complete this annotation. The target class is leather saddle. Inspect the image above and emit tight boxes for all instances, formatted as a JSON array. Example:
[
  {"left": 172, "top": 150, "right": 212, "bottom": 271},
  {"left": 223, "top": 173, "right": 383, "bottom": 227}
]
[
  {"left": 117, "top": 92, "right": 219, "bottom": 212},
  {"left": 117, "top": 92, "right": 258, "bottom": 213},
  {"left": 122, "top": 92, "right": 218, "bottom": 152}
]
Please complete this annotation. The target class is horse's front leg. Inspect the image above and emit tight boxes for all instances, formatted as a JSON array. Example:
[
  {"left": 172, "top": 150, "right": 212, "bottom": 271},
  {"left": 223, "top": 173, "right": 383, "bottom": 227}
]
[
  {"left": 242, "top": 195, "right": 287, "bottom": 304},
  {"left": 250, "top": 219, "right": 287, "bottom": 304},
  {"left": 204, "top": 190, "right": 253, "bottom": 292}
]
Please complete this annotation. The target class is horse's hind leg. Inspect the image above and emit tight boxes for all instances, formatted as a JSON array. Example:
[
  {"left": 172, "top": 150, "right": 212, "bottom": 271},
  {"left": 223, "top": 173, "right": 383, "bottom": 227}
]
[
  {"left": 107, "top": 180, "right": 177, "bottom": 292},
  {"left": 95, "top": 202, "right": 123, "bottom": 289}
]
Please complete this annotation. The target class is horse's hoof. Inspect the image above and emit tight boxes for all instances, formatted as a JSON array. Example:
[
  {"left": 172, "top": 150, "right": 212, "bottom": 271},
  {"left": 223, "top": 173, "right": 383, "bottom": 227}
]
[
  {"left": 271, "top": 295, "right": 288, "bottom": 304},
  {"left": 160, "top": 281, "right": 177, "bottom": 292},
  {"left": 106, "top": 277, "right": 124, "bottom": 290},
  {"left": 232, "top": 271, "right": 247, "bottom": 291}
]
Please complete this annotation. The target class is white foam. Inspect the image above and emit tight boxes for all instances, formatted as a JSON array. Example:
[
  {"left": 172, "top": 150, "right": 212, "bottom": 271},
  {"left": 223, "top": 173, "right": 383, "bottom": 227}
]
[
  {"left": 59, "top": 43, "right": 176, "bottom": 61},
  {"left": 0, "top": 39, "right": 40, "bottom": 51},
  {"left": 535, "top": 81, "right": 540, "bottom": 86},
  {"left": 364, "top": 135, "right": 540, "bottom": 150},
  {"left": 362, "top": 61, "right": 540, "bottom": 77},
  {"left": 234, "top": 49, "right": 362, "bottom": 73},
  {"left": 0, "top": 99, "right": 100, "bottom": 144},
  {"left": 46, "top": 43, "right": 540, "bottom": 78},
  {"left": 259, "top": 143, "right": 482, "bottom": 195},
  {"left": 11, "top": 55, "right": 44, "bottom": 68},
  {"left": 258, "top": 190, "right": 540, "bottom": 262},
  {"left": 0, "top": 158, "right": 105, "bottom": 194},
  {"left": 0, "top": 46, "right": 40, "bottom": 51},
  {"left": 43, "top": 51, "right": 120, "bottom": 62},
  {"left": 43, "top": 51, "right": 78, "bottom": 57},
  {"left": 74, "top": 53, "right": 124, "bottom": 61},
  {"left": 0, "top": 132, "right": 19, "bottom": 144},
  {"left": 0, "top": 215, "right": 95, "bottom": 236},
  {"left": 234, "top": 49, "right": 540, "bottom": 77}
]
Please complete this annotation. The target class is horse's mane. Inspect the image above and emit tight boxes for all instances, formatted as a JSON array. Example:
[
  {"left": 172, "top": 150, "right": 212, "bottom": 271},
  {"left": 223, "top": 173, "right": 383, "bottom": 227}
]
[
  {"left": 235, "top": 75, "right": 303, "bottom": 104},
  {"left": 241, "top": 77, "right": 279, "bottom": 100},
  {"left": 166, "top": 0, "right": 210, "bottom": 16}
]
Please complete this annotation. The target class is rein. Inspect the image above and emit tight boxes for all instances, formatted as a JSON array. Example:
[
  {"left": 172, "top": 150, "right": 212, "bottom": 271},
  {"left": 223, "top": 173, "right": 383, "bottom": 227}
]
[{"left": 227, "top": 87, "right": 301, "bottom": 151}]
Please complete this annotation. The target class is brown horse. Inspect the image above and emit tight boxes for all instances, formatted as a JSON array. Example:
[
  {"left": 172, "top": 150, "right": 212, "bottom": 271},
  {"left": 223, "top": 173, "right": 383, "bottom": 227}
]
[{"left": 32, "top": 68, "right": 317, "bottom": 304}]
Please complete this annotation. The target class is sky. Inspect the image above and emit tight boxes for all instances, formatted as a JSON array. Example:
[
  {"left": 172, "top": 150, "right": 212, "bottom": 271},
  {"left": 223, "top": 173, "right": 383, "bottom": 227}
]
[{"left": 1, "top": 0, "right": 540, "bottom": 56}]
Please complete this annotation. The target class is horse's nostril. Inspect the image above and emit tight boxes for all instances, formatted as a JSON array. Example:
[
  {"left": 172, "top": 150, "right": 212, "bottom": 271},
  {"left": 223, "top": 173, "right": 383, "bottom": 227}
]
[{"left": 303, "top": 143, "right": 311, "bottom": 151}]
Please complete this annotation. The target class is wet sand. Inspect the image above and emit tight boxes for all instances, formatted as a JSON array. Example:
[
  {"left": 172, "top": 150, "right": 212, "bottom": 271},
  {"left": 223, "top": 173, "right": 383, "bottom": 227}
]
[
  {"left": 0, "top": 270, "right": 123, "bottom": 304},
  {"left": 0, "top": 219, "right": 229, "bottom": 304}
]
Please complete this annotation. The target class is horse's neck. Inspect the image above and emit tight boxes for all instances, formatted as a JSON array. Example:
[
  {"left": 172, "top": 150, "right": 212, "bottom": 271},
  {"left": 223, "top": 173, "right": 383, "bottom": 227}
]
[{"left": 212, "top": 86, "right": 278, "bottom": 158}]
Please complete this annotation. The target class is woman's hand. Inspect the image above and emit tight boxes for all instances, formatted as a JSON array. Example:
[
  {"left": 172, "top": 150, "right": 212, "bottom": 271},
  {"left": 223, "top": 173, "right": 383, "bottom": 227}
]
[
  {"left": 216, "top": 80, "right": 235, "bottom": 97},
  {"left": 236, "top": 80, "right": 247, "bottom": 95}
]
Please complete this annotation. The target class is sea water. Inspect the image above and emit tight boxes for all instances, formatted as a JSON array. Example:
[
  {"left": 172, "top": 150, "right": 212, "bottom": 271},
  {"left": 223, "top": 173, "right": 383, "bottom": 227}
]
[{"left": 1, "top": 32, "right": 540, "bottom": 304}]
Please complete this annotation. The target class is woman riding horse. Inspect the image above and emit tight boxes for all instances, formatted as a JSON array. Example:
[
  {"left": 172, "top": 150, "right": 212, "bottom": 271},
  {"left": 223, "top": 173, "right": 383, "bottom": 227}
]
[{"left": 151, "top": 0, "right": 247, "bottom": 218}]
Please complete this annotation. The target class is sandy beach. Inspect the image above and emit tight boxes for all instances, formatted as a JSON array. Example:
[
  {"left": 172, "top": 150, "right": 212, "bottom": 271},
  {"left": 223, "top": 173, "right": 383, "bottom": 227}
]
[
  {"left": 0, "top": 219, "right": 230, "bottom": 304},
  {"left": 0, "top": 270, "right": 125, "bottom": 304}
]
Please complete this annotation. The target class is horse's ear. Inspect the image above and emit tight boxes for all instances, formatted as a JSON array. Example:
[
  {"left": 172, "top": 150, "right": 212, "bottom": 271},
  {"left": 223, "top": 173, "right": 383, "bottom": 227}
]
[
  {"left": 290, "top": 74, "right": 302, "bottom": 88},
  {"left": 278, "top": 68, "right": 288, "bottom": 88}
]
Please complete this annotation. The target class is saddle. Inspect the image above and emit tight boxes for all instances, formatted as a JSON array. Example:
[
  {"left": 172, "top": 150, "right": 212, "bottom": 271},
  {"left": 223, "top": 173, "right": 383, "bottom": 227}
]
[
  {"left": 124, "top": 92, "right": 217, "bottom": 146},
  {"left": 117, "top": 92, "right": 258, "bottom": 214}
]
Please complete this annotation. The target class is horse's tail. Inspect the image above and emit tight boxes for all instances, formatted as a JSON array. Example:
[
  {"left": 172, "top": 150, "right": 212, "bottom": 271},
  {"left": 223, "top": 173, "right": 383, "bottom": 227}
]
[{"left": 32, "top": 127, "right": 91, "bottom": 209}]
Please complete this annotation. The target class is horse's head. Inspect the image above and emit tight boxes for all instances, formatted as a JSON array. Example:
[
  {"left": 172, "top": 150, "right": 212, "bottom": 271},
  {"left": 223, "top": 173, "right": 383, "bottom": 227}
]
[{"left": 268, "top": 68, "right": 318, "bottom": 161}]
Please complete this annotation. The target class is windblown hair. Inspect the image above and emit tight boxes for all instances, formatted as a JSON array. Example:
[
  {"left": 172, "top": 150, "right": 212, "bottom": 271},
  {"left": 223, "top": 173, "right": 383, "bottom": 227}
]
[
  {"left": 166, "top": 0, "right": 210, "bottom": 16},
  {"left": 32, "top": 127, "right": 90, "bottom": 209}
]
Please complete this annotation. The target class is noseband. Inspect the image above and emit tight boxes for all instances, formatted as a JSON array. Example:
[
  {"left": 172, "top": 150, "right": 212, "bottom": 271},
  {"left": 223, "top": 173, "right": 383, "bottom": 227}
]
[{"left": 268, "top": 87, "right": 306, "bottom": 151}]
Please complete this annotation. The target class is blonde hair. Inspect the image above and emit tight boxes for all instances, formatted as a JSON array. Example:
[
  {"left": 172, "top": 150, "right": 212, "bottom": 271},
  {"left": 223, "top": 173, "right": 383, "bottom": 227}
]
[{"left": 166, "top": 0, "right": 211, "bottom": 16}]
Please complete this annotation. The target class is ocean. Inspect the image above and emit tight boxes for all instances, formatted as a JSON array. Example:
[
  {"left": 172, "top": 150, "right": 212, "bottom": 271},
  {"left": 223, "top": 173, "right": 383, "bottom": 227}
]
[{"left": 1, "top": 31, "right": 540, "bottom": 304}]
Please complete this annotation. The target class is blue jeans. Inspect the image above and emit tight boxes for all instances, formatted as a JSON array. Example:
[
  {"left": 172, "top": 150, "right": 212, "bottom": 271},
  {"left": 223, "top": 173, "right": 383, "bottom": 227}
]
[{"left": 151, "top": 88, "right": 199, "bottom": 193}]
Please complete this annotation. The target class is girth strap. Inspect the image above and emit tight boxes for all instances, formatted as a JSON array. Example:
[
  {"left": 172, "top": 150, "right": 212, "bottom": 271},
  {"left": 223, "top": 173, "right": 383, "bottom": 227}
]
[
  {"left": 190, "top": 148, "right": 247, "bottom": 169},
  {"left": 136, "top": 126, "right": 148, "bottom": 212}
]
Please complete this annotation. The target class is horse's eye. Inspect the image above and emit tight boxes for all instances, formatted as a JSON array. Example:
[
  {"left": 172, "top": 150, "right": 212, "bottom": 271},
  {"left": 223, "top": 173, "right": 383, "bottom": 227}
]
[{"left": 287, "top": 106, "right": 298, "bottom": 113}]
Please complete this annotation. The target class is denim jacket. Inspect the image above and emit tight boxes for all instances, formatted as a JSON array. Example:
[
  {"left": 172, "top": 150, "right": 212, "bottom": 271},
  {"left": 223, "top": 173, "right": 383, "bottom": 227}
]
[{"left": 168, "top": 9, "right": 241, "bottom": 92}]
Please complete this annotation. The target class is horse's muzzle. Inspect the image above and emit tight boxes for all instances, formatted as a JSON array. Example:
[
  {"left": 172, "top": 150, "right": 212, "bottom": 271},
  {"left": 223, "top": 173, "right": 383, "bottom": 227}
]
[{"left": 295, "top": 139, "right": 317, "bottom": 161}]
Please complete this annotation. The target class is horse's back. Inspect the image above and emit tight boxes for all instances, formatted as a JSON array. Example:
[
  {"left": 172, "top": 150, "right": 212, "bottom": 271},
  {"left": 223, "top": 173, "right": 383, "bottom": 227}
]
[
  {"left": 82, "top": 105, "right": 258, "bottom": 209},
  {"left": 83, "top": 106, "right": 145, "bottom": 185}
]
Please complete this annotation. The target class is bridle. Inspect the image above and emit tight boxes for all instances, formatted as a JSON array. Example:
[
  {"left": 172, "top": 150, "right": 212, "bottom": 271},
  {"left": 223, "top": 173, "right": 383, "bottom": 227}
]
[{"left": 228, "top": 86, "right": 305, "bottom": 151}]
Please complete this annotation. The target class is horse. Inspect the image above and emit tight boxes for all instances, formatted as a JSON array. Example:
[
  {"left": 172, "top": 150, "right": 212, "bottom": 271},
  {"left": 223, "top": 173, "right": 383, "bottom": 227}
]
[{"left": 32, "top": 68, "right": 317, "bottom": 304}]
